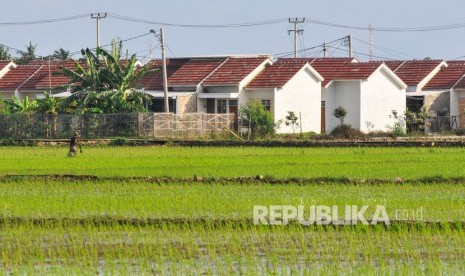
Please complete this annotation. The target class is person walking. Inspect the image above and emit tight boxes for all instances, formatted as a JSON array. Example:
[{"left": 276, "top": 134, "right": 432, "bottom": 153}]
[{"left": 68, "top": 132, "right": 81, "bottom": 157}]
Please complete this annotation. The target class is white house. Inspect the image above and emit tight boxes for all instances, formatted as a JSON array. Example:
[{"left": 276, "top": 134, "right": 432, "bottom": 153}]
[
  {"left": 313, "top": 61, "right": 408, "bottom": 133},
  {"left": 423, "top": 61, "right": 465, "bottom": 129},
  {"left": 246, "top": 60, "right": 324, "bottom": 133},
  {"left": 196, "top": 56, "right": 272, "bottom": 126},
  {"left": 139, "top": 57, "right": 228, "bottom": 114},
  {"left": 379, "top": 60, "right": 448, "bottom": 116}
]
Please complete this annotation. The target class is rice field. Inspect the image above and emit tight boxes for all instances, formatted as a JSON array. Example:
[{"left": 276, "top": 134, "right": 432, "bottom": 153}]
[
  {"left": 1, "top": 146, "right": 465, "bottom": 274},
  {"left": 1, "top": 146, "right": 465, "bottom": 179}
]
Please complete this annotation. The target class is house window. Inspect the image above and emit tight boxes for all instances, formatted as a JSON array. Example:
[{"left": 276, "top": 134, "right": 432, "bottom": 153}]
[
  {"left": 261, "top": 100, "right": 271, "bottom": 112},
  {"left": 149, "top": 98, "right": 177, "bottom": 113},
  {"left": 229, "top": 100, "right": 238, "bottom": 107},
  {"left": 217, "top": 99, "right": 227, "bottom": 114}
]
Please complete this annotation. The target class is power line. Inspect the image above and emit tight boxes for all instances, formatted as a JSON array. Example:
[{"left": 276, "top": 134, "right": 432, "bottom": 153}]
[
  {"left": 352, "top": 37, "right": 417, "bottom": 59},
  {"left": 1, "top": 12, "right": 465, "bottom": 33},
  {"left": 108, "top": 13, "right": 287, "bottom": 28},
  {"left": 68, "top": 32, "right": 153, "bottom": 56},
  {"left": 0, "top": 14, "right": 88, "bottom": 26},
  {"left": 305, "top": 17, "right": 465, "bottom": 32}
]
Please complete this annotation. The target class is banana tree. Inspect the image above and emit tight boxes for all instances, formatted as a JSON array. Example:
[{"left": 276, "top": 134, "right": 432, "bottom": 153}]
[
  {"left": 61, "top": 41, "right": 153, "bottom": 114},
  {"left": 36, "top": 93, "right": 63, "bottom": 137}
]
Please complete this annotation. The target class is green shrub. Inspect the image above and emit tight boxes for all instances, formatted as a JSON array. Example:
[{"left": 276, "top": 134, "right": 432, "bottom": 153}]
[
  {"left": 330, "top": 124, "right": 367, "bottom": 140},
  {"left": 454, "top": 129, "right": 465, "bottom": 136},
  {"left": 110, "top": 138, "right": 128, "bottom": 146},
  {"left": 239, "top": 103, "right": 277, "bottom": 140}
]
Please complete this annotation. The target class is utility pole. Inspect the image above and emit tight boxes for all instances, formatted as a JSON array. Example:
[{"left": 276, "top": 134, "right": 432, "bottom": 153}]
[
  {"left": 150, "top": 28, "right": 170, "bottom": 113},
  {"left": 323, "top": 41, "right": 327, "bottom": 58},
  {"left": 369, "top": 24, "right": 374, "bottom": 61},
  {"left": 91, "top": 13, "right": 107, "bottom": 48},
  {"left": 288, "top": 17, "right": 305, "bottom": 58},
  {"left": 348, "top": 35, "right": 353, "bottom": 58}
]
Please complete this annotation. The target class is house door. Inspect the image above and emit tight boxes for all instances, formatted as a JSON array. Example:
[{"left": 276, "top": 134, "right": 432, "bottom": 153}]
[
  {"left": 321, "top": 101, "right": 326, "bottom": 133},
  {"left": 229, "top": 105, "right": 238, "bottom": 130}
]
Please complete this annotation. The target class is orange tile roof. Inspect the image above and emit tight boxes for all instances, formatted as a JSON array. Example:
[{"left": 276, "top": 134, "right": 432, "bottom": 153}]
[
  {"left": 247, "top": 60, "right": 309, "bottom": 88},
  {"left": 202, "top": 57, "right": 270, "bottom": 85},
  {"left": 424, "top": 61, "right": 465, "bottom": 90},
  {"left": 0, "top": 65, "right": 43, "bottom": 90},
  {"left": 0, "top": 60, "right": 14, "bottom": 69},
  {"left": 277, "top": 58, "right": 379, "bottom": 87},
  {"left": 372, "top": 60, "right": 444, "bottom": 86},
  {"left": 139, "top": 58, "right": 227, "bottom": 90}
]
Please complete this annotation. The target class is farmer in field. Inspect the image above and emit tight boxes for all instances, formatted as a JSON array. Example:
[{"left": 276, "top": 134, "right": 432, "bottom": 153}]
[{"left": 68, "top": 131, "right": 81, "bottom": 157}]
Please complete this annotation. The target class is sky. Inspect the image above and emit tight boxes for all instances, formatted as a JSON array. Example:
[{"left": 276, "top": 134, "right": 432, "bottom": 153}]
[{"left": 1, "top": 0, "right": 465, "bottom": 63}]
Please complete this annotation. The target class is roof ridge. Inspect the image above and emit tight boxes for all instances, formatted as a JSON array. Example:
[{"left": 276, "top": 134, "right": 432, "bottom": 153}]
[
  {"left": 393, "top": 60, "right": 407, "bottom": 72},
  {"left": 16, "top": 65, "right": 44, "bottom": 91},
  {"left": 199, "top": 57, "right": 230, "bottom": 85},
  {"left": 451, "top": 72, "right": 465, "bottom": 89}
]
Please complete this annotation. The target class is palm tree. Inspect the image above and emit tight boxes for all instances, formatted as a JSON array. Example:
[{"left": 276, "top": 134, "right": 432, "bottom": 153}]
[
  {"left": 0, "top": 46, "right": 12, "bottom": 60},
  {"left": 16, "top": 42, "right": 37, "bottom": 64},
  {"left": 51, "top": 48, "right": 71, "bottom": 60}
]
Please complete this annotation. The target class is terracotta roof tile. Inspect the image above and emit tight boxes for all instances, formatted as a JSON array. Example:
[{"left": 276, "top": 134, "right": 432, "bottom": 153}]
[
  {"left": 139, "top": 58, "right": 226, "bottom": 90},
  {"left": 424, "top": 61, "right": 465, "bottom": 90},
  {"left": 246, "top": 60, "right": 309, "bottom": 88},
  {"left": 0, "top": 61, "right": 83, "bottom": 91},
  {"left": 168, "top": 58, "right": 225, "bottom": 86},
  {"left": 202, "top": 57, "right": 270, "bottom": 85},
  {"left": 0, "top": 65, "right": 43, "bottom": 90},
  {"left": 372, "top": 60, "right": 444, "bottom": 86},
  {"left": 277, "top": 58, "right": 379, "bottom": 86},
  {"left": 0, "top": 61, "right": 14, "bottom": 69}
]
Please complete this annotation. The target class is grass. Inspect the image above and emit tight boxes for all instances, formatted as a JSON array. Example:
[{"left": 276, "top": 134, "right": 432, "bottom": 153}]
[
  {"left": 1, "top": 146, "right": 465, "bottom": 178},
  {"left": 0, "top": 180, "right": 464, "bottom": 222},
  {"left": 1, "top": 146, "right": 465, "bottom": 273},
  {"left": 1, "top": 223, "right": 465, "bottom": 274}
]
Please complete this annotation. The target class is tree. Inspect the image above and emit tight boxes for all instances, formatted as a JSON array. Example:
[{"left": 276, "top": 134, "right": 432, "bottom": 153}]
[
  {"left": 285, "top": 111, "right": 299, "bottom": 133},
  {"left": 333, "top": 105, "right": 348, "bottom": 125},
  {"left": 0, "top": 46, "right": 12, "bottom": 60},
  {"left": 61, "top": 42, "right": 152, "bottom": 114},
  {"left": 51, "top": 48, "right": 71, "bottom": 60},
  {"left": 0, "top": 97, "right": 9, "bottom": 115},
  {"left": 239, "top": 102, "right": 277, "bottom": 139},
  {"left": 36, "top": 93, "right": 63, "bottom": 137},
  {"left": 36, "top": 93, "right": 62, "bottom": 115},
  {"left": 17, "top": 42, "right": 37, "bottom": 64},
  {"left": 7, "top": 96, "right": 37, "bottom": 115}
]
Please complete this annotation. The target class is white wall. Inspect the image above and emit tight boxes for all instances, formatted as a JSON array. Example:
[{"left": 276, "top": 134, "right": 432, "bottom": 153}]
[
  {"left": 360, "top": 69, "right": 406, "bottom": 132},
  {"left": 325, "top": 81, "right": 361, "bottom": 133},
  {"left": 274, "top": 68, "right": 321, "bottom": 133}
]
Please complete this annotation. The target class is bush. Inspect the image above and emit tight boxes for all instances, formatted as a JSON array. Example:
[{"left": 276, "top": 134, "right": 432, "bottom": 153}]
[
  {"left": 110, "top": 138, "right": 128, "bottom": 146},
  {"left": 330, "top": 124, "right": 367, "bottom": 140},
  {"left": 454, "top": 129, "right": 465, "bottom": 136},
  {"left": 239, "top": 103, "right": 277, "bottom": 140}
]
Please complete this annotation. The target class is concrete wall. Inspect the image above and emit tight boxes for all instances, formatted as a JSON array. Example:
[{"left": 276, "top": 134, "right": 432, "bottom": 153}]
[
  {"left": 177, "top": 93, "right": 197, "bottom": 114},
  {"left": 325, "top": 81, "right": 361, "bottom": 133},
  {"left": 457, "top": 90, "right": 465, "bottom": 128},
  {"left": 274, "top": 68, "right": 321, "bottom": 133},
  {"left": 424, "top": 92, "right": 450, "bottom": 115},
  {"left": 0, "top": 92, "right": 14, "bottom": 100},
  {"left": 360, "top": 69, "right": 406, "bottom": 132},
  {"left": 450, "top": 89, "right": 459, "bottom": 117}
]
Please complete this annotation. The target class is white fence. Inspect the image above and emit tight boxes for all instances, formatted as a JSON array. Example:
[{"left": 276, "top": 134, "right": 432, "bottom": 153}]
[
  {"left": 139, "top": 113, "right": 234, "bottom": 138},
  {"left": 0, "top": 113, "right": 234, "bottom": 139}
]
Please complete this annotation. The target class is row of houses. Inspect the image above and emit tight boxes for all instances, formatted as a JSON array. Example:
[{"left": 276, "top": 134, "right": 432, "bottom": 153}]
[{"left": 0, "top": 56, "right": 464, "bottom": 133}]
